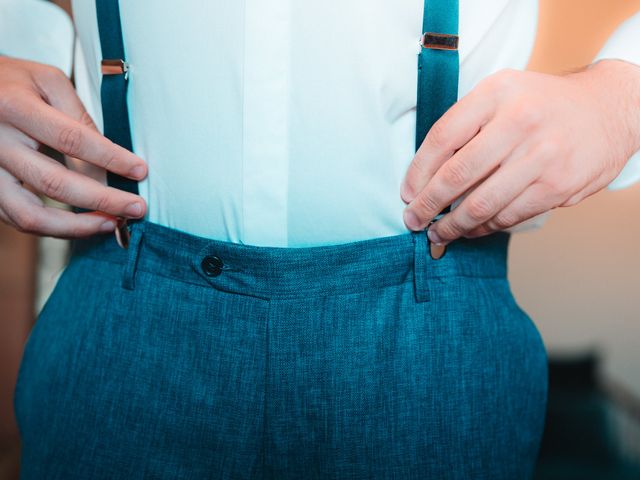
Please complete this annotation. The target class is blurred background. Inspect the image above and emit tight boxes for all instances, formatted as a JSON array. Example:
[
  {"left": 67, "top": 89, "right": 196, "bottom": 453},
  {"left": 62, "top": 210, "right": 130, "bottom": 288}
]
[
  {"left": 1, "top": 0, "right": 640, "bottom": 479},
  {"left": 513, "top": 0, "right": 640, "bottom": 477}
]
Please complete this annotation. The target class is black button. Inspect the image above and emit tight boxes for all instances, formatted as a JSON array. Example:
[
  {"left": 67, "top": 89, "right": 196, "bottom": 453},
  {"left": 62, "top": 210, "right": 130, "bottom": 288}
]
[{"left": 201, "top": 255, "right": 223, "bottom": 277}]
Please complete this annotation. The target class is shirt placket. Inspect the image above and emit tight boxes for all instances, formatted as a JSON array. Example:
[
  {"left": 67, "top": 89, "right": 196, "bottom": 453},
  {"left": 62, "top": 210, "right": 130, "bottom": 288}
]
[{"left": 242, "top": 0, "right": 291, "bottom": 246}]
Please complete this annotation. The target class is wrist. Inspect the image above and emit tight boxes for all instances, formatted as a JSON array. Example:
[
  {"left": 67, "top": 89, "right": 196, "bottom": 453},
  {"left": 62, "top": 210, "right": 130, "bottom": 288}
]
[{"left": 583, "top": 59, "right": 640, "bottom": 161}]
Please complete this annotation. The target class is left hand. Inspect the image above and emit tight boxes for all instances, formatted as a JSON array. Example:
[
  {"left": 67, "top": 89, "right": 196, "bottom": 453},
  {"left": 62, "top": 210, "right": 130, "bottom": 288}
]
[{"left": 400, "top": 59, "right": 640, "bottom": 245}]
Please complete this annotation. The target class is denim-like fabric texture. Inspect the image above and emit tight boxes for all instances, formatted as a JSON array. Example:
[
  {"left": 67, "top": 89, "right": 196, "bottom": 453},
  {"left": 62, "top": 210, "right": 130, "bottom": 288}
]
[{"left": 14, "top": 221, "right": 547, "bottom": 479}]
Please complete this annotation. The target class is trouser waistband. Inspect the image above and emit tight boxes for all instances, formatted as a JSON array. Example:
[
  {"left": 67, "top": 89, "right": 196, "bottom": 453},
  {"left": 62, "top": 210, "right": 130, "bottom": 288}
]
[{"left": 70, "top": 220, "right": 509, "bottom": 302}]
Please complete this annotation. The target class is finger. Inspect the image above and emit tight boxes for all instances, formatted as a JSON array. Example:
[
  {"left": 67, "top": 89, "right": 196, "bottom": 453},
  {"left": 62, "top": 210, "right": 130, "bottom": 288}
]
[
  {"left": 403, "top": 119, "right": 522, "bottom": 231},
  {"left": 29, "top": 65, "right": 112, "bottom": 184},
  {"left": 465, "top": 183, "right": 555, "bottom": 238},
  {"left": 0, "top": 143, "right": 146, "bottom": 218},
  {"left": 426, "top": 146, "right": 545, "bottom": 244},
  {"left": 401, "top": 88, "right": 496, "bottom": 203},
  {"left": 30, "top": 64, "right": 99, "bottom": 132},
  {"left": 561, "top": 169, "right": 610, "bottom": 207},
  {"left": 0, "top": 168, "right": 116, "bottom": 238},
  {"left": 480, "top": 183, "right": 558, "bottom": 234},
  {"left": 0, "top": 121, "right": 36, "bottom": 148},
  {"left": 462, "top": 223, "right": 495, "bottom": 239},
  {"left": 6, "top": 90, "right": 146, "bottom": 179},
  {"left": 0, "top": 173, "right": 17, "bottom": 225},
  {"left": 0, "top": 206, "right": 11, "bottom": 226}
]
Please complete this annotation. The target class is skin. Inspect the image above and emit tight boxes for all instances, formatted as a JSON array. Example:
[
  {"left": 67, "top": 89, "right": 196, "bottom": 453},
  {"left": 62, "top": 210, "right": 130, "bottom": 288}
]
[
  {"left": 0, "top": 55, "right": 638, "bottom": 240},
  {"left": 0, "top": 56, "right": 147, "bottom": 238},
  {"left": 401, "top": 59, "right": 640, "bottom": 245}
]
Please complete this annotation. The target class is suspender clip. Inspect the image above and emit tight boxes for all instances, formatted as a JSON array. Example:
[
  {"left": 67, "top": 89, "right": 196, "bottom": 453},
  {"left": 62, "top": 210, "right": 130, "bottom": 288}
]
[
  {"left": 114, "top": 216, "right": 131, "bottom": 249},
  {"left": 421, "top": 32, "right": 459, "bottom": 51},
  {"left": 101, "top": 59, "right": 130, "bottom": 78}
]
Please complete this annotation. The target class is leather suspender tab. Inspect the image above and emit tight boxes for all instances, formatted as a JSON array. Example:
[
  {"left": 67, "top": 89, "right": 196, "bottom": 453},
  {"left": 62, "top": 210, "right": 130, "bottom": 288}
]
[
  {"left": 101, "top": 59, "right": 129, "bottom": 76},
  {"left": 421, "top": 32, "right": 459, "bottom": 51}
]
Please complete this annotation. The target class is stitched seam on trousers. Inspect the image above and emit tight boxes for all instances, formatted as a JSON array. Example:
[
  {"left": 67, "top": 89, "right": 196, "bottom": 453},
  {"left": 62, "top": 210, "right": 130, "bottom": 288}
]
[{"left": 263, "top": 298, "right": 271, "bottom": 475}]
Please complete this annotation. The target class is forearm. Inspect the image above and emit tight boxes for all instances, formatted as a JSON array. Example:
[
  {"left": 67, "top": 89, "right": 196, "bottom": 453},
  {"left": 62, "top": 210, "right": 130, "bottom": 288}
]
[
  {"left": 586, "top": 59, "right": 640, "bottom": 162},
  {"left": 591, "top": 12, "right": 640, "bottom": 190}
]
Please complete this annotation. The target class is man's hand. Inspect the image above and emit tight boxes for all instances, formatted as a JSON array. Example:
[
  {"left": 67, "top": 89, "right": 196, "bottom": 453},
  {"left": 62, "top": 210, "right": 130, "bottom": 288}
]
[
  {"left": 0, "top": 56, "right": 147, "bottom": 238},
  {"left": 401, "top": 59, "right": 640, "bottom": 245}
]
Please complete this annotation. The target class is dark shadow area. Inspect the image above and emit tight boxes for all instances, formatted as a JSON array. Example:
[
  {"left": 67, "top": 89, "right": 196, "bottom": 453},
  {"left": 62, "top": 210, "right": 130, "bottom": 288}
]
[{"left": 535, "top": 353, "right": 640, "bottom": 479}]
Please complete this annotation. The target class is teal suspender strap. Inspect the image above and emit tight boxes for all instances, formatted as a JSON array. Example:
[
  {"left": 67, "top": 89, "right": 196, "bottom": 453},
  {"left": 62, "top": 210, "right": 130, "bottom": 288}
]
[
  {"left": 416, "top": 0, "right": 460, "bottom": 152},
  {"left": 415, "top": 0, "right": 459, "bottom": 217},
  {"left": 96, "top": 0, "right": 138, "bottom": 196},
  {"left": 96, "top": 0, "right": 140, "bottom": 247}
]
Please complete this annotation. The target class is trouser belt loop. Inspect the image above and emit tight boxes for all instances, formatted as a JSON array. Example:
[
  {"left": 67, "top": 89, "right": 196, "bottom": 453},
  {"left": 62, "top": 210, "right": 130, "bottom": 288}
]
[
  {"left": 414, "top": 229, "right": 456, "bottom": 303},
  {"left": 413, "top": 230, "right": 432, "bottom": 303},
  {"left": 121, "top": 221, "right": 145, "bottom": 291}
]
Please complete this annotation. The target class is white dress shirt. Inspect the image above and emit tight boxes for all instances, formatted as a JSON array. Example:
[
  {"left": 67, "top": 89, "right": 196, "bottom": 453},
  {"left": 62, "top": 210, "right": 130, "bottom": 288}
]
[{"left": 2, "top": 0, "right": 640, "bottom": 247}]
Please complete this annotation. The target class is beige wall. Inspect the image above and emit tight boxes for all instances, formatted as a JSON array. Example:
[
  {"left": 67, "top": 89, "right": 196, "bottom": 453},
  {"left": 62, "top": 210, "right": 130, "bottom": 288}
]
[{"left": 511, "top": 0, "right": 640, "bottom": 394}]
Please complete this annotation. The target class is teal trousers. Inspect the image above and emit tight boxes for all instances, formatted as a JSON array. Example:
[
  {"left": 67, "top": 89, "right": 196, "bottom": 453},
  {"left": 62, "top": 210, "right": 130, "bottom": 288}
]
[{"left": 15, "top": 220, "right": 547, "bottom": 479}]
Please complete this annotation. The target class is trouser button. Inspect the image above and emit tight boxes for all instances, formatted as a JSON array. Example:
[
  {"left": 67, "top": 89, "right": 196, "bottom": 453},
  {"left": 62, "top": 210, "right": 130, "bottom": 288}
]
[{"left": 201, "top": 255, "right": 223, "bottom": 277}]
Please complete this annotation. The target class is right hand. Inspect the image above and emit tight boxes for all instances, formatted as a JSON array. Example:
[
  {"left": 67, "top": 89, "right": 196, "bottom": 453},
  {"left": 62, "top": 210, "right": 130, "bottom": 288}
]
[{"left": 0, "top": 56, "right": 147, "bottom": 238}]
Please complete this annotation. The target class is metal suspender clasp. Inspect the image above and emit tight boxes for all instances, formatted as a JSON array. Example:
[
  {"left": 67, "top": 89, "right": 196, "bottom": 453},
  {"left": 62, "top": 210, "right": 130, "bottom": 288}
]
[
  {"left": 420, "top": 32, "right": 459, "bottom": 51},
  {"left": 101, "top": 59, "right": 129, "bottom": 78},
  {"left": 114, "top": 217, "right": 131, "bottom": 249}
]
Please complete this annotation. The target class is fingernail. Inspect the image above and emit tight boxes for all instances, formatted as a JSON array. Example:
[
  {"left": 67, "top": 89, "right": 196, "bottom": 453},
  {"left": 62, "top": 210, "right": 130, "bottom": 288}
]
[
  {"left": 403, "top": 209, "right": 422, "bottom": 230},
  {"left": 427, "top": 228, "right": 443, "bottom": 245},
  {"left": 125, "top": 202, "right": 143, "bottom": 217},
  {"left": 100, "top": 220, "right": 116, "bottom": 232},
  {"left": 129, "top": 165, "right": 145, "bottom": 178}
]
